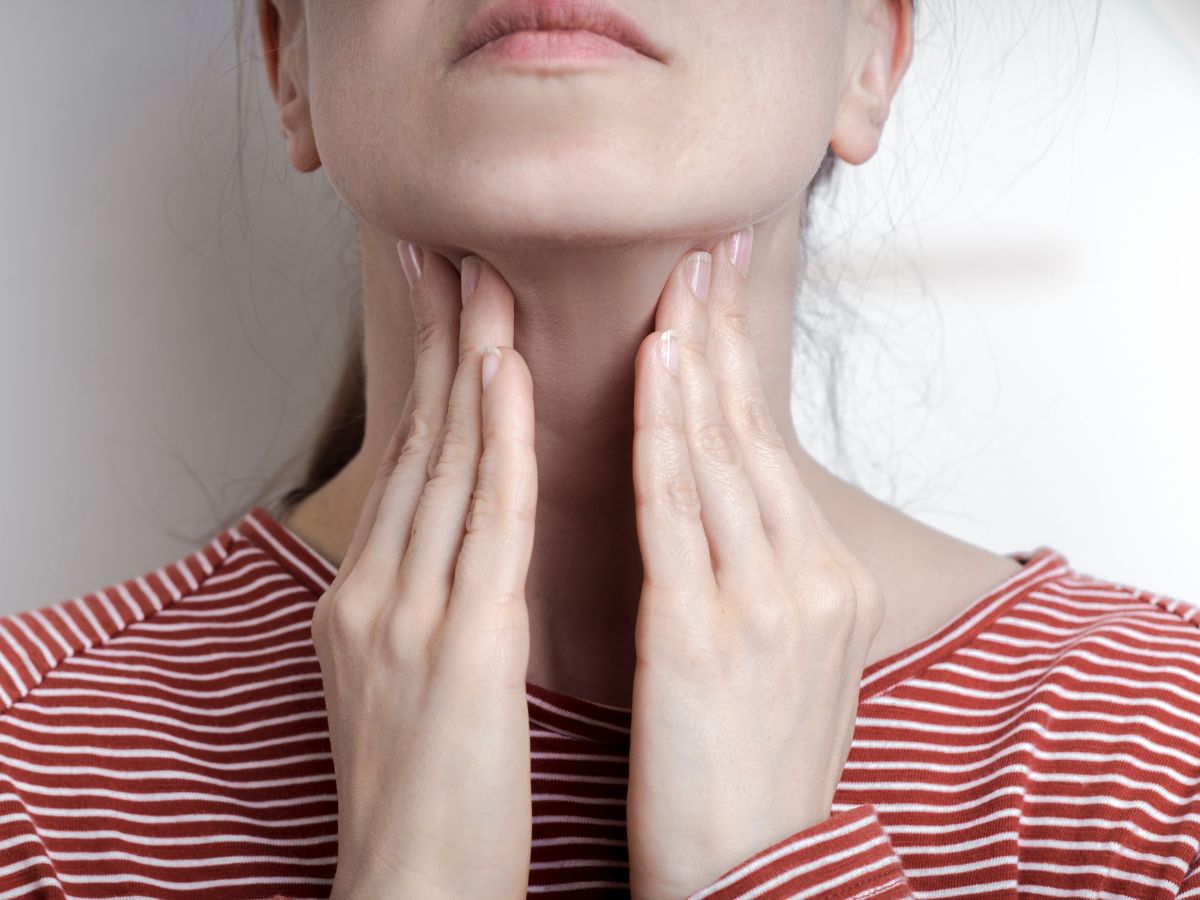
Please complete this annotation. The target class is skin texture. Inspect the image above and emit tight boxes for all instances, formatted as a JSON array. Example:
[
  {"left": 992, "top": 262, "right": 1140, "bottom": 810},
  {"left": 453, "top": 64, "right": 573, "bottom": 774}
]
[
  {"left": 256, "top": 0, "right": 1024, "bottom": 710},
  {"left": 256, "top": 0, "right": 1027, "bottom": 894},
  {"left": 624, "top": 234, "right": 889, "bottom": 897},
  {"left": 308, "top": 252, "right": 539, "bottom": 899}
]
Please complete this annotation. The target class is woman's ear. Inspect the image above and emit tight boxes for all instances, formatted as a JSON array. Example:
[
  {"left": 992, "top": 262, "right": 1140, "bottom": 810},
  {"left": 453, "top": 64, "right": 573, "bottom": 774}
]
[
  {"left": 256, "top": 0, "right": 322, "bottom": 173},
  {"left": 829, "top": 0, "right": 915, "bottom": 166}
]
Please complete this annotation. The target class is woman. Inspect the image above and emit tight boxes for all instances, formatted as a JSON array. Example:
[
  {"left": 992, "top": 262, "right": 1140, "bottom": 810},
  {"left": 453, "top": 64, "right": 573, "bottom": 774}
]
[{"left": 2, "top": 0, "right": 1199, "bottom": 898}]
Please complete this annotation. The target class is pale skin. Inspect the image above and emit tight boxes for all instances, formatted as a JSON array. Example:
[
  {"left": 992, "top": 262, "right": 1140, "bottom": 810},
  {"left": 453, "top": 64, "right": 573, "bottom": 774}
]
[{"left": 258, "top": 0, "right": 1026, "bottom": 895}]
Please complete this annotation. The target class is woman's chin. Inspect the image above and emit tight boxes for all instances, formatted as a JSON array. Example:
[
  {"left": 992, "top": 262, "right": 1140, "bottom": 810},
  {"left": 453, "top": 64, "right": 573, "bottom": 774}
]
[
  {"left": 376, "top": 200, "right": 694, "bottom": 253},
  {"left": 331, "top": 158, "right": 778, "bottom": 254}
]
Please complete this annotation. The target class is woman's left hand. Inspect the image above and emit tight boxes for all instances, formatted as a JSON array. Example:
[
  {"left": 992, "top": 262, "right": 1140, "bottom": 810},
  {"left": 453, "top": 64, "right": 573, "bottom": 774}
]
[{"left": 627, "top": 227, "right": 886, "bottom": 900}]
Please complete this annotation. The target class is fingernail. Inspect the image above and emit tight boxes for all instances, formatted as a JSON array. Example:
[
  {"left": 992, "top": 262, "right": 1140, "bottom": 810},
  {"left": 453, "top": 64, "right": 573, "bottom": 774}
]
[
  {"left": 658, "top": 329, "right": 678, "bottom": 375},
  {"left": 398, "top": 240, "right": 423, "bottom": 288},
  {"left": 482, "top": 346, "right": 501, "bottom": 389},
  {"left": 728, "top": 226, "right": 753, "bottom": 278},
  {"left": 461, "top": 256, "right": 481, "bottom": 307},
  {"left": 686, "top": 251, "right": 712, "bottom": 303}
]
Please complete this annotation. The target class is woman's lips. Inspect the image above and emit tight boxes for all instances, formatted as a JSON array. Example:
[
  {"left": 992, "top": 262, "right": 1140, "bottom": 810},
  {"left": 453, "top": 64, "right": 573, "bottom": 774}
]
[
  {"left": 463, "top": 27, "right": 647, "bottom": 64},
  {"left": 454, "top": 0, "right": 665, "bottom": 65}
]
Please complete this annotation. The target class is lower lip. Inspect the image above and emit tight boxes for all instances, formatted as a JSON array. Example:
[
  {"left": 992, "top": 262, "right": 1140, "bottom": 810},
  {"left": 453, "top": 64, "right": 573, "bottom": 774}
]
[{"left": 463, "top": 29, "right": 648, "bottom": 64}]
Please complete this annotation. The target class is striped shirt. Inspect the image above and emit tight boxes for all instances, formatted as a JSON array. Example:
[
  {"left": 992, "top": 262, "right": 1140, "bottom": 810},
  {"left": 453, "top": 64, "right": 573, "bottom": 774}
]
[{"left": 1, "top": 505, "right": 1199, "bottom": 899}]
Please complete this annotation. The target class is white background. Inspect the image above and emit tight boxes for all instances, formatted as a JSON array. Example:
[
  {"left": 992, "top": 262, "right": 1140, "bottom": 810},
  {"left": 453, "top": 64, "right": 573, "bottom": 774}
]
[{"left": 0, "top": 0, "right": 1196, "bottom": 615}]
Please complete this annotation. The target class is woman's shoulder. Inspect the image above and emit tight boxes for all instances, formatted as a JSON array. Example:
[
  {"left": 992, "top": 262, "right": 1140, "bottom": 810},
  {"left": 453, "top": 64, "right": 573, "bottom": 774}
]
[
  {"left": 1007, "top": 561, "right": 1200, "bottom": 649},
  {"left": 880, "top": 552, "right": 1200, "bottom": 730},
  {"left": 867, "top": 547, "right": 1199, "bottom": 681},
  {"left": 0, "top": 507, "right": 326, "bottom": 718},
  {"left": 0, "top": 509, "right": 339, "bottom": 895},
  {"left": 1012, "top": 563, "right": 1200, "bottom": 695}
]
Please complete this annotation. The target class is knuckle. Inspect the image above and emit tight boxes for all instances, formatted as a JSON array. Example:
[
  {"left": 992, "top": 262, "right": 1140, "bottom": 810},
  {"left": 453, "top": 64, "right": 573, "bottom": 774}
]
[
  {"left": 317, "top": 589, "right": 372, "bottom": 649},
  {"left": 458, "top": 339, "right": 476, "bottom": 367},
  {"left": 738, "top": 399, "right": 786, "bottom": 452},
  {"left": 825, "top": 543, "right": 885, "bottom": 632},
  {"left": 741, "top": 591, "right": 794, "bottom": 648},
  {"left": 719, "top": 305, "right": 751, "bottom": 338},
  {"left": 403, "top": 408, "right": 437, "bottom": 452},
  {"left": 425, "top": 430, "right": 446, "bottom": 478},
  {"left": 415, "top": 318, "right": 443, "bottom": 355},
  {"left": 802, "top": 557, "right": 858, "bottom": 633},
  {"left": 633, "top": 416, "right": 701, "bottom": 519},
  {"left": 427, "top": 420, "right": 474, "bottom": 479},
  {"left": 380, "top": 605, "right": 427, "bottom": 671},
  {"left": 861, "top": 588, "right": 885, "bottom": 638},
  {"left": 643, "top": 409, "right": 687, "bottom": 468},
  {"left": 662, "top": 469, "right": 703, "bottom": 518},
  {"left": 481, "top": 414, "right": 532, "bottom": 453},
  {"left": 807, "top": 589, "right": 855, "bottom": 636},
  {"left": 694, "top": 420, "right": 740, "bottom": 467},
  {"left": 464, "top": 487, "right": 504, "bottom": 535},
  {"left": 853, "top": 570, "right": 887, "bottom": 635},
  {"left": 469, "top": 466, "right": 536, "bottom": 535},
  {"left": 436, "top": 433, "right": 473, "bottom": 473},
  {"left": 650, "top": 414, "right": 684, "bottom": 451},
  {"left": 418, "top": 469, "right": 457, "bottom": 512}
]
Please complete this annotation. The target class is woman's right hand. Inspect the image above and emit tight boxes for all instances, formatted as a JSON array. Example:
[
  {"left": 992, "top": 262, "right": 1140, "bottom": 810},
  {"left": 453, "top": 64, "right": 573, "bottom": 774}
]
[{"left": 312, "top": 243, "right": 538, "bottom": 900}]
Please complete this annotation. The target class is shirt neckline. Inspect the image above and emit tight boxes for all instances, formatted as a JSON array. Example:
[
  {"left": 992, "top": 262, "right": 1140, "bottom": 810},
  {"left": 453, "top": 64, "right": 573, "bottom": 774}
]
[{"left": 232, "top": 504, "right": 1072, "bottom": 747}]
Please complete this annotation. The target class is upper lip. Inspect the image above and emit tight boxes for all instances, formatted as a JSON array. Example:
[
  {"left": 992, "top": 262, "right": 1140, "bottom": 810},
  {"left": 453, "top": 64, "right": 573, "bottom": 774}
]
[{"left": 455, "top": 0, "right": 665, "bottom": 63}]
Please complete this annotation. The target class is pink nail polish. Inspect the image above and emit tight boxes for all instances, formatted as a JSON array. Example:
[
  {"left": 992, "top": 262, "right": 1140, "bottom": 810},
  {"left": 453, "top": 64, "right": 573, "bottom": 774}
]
[
  {"left": 398, "top": 240, "right": 423, "bottom": 288},
  {"left": 687, "top": 252, "right": 712, "bottom": 302},
  {"left": 658, "top": 329, "right": 678, "bottom": 375},
  {"left": 482, "top": 346, "right": 501, "bottom": 389},
  {"left": 728, "top": 227, "right": 753, "bottom": 278}
]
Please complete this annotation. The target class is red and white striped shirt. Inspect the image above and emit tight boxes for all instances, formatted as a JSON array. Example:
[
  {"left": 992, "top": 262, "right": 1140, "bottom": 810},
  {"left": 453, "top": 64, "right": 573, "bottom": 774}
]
[{"left": 2, "top": 505, "right": 1199, "bottom": 899}]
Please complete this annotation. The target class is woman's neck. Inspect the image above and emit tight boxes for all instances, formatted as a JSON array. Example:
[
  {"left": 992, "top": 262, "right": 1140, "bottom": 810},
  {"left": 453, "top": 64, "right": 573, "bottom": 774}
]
[{"left": 281, "top": 200, "right": 1023, "bottom": 708}]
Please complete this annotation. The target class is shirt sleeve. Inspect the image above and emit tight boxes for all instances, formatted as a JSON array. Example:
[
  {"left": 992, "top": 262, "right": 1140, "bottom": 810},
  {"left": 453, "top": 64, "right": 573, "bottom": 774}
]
[{"left": 685, "top": 804, "right": 912, "bottom": 900}]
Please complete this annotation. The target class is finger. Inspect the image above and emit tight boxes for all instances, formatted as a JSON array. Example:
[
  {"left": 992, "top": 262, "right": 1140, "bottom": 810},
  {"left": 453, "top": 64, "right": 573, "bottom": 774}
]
[
  {"left": 443, "top": 345, "right": 537, "bottom": 687},
  {"left": 349, "top": 243, "right": 461, "bottom": 580},
  {"left": 631, "top": 326, "right": 716, "bottom": 601},
  {"left": 395, "top": 254, "right": 516, "bottom": 616},
  {"left": 706, "top": 226, "right": 833, "bottom": 553},
  {"left": 656, "top": 249, "right": 775, "bottom": 587}
]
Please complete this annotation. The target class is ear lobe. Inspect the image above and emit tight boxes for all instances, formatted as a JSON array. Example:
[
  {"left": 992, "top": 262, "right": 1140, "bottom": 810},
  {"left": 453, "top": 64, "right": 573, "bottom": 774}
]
[
  {"left": 828, "top": 0, "right": 914, "bottom": 166},
  {"left": 256, "top": 0, "right": 322, "bottom": 173},
  {"left": 281, "top": 98, "right": 322, "bottom": 174}
]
